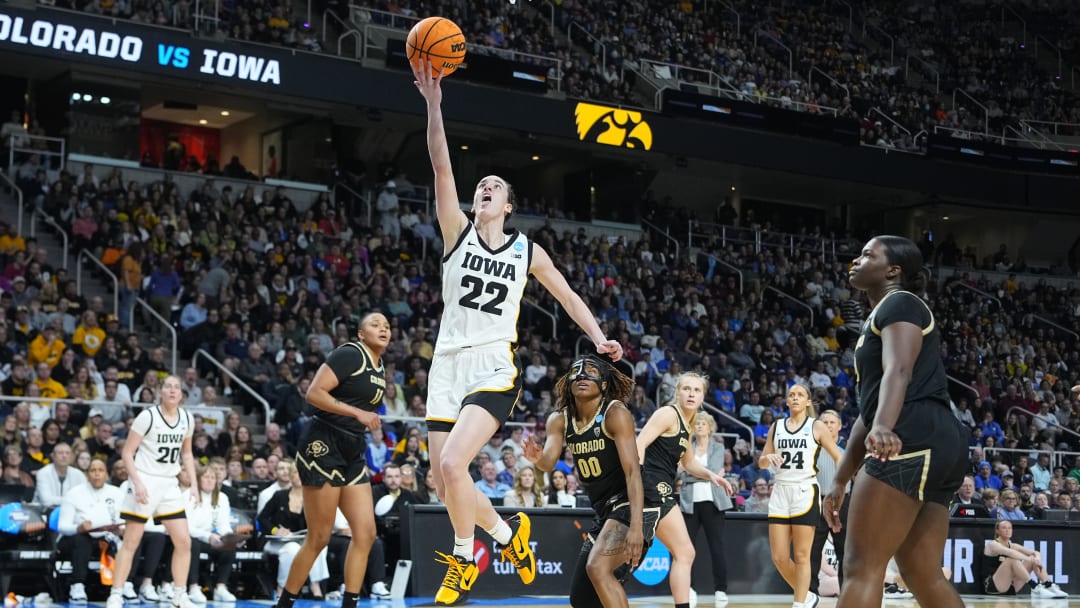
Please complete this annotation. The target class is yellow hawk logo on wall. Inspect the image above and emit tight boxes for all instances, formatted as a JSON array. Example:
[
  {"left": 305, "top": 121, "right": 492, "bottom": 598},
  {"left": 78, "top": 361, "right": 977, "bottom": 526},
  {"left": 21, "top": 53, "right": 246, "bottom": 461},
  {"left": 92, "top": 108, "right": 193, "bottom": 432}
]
[{"left": 574, "top": 102, "right": 654, "bottom": 150}]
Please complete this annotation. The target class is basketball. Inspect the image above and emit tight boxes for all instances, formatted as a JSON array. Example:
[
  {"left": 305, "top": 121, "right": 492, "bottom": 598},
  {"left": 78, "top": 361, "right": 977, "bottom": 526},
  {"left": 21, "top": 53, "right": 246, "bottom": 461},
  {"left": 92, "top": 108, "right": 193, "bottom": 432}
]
[{"left": 407, "top": 16, "right": 466, "bottom": 78}]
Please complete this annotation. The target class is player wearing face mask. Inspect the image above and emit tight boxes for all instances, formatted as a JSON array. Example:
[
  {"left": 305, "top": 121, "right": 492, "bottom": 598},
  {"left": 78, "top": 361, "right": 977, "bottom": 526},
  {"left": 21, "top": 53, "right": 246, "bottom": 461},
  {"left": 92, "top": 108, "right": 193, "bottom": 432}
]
[{"left": 524, "top": 357, "right": 654, "bottom": 608}]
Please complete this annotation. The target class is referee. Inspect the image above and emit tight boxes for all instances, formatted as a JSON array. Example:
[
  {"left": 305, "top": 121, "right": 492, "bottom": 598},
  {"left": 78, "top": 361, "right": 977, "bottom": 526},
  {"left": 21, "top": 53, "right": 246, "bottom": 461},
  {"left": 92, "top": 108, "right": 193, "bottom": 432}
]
[{"left": 809, "top": 409, "right": 846, "bottom": 596}]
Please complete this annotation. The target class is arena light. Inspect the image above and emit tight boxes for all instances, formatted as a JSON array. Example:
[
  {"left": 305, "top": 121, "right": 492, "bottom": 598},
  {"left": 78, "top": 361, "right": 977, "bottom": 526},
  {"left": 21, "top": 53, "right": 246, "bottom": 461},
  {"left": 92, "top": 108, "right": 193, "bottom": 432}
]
[
  {"left": 71, "top": 93, "right": 81, "bottom": 102},
  {"left": 531, "top": 155, "right": 540, "bottom": 161},
  {"left": 460, "top": 145, "right": 469, "bottom": 151},
  {"left": 199, "top": 119, "right": 208, "bottom": 125},
  {"left": 82, "top": 94, "right": 93, "bottom": 102},
  {"left": 221, "top": 110, "right": 230, "bottom": 116},
  {"left": 100, "top": 97, "right": 111, "bottom": 105}
]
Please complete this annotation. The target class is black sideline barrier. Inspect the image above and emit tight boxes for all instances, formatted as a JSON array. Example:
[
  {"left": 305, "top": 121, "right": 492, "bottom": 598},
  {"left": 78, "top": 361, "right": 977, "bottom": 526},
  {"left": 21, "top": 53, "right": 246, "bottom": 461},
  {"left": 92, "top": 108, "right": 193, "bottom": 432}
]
[{"left": 405, "top": 506, "right": 1080, "bottom": 597}]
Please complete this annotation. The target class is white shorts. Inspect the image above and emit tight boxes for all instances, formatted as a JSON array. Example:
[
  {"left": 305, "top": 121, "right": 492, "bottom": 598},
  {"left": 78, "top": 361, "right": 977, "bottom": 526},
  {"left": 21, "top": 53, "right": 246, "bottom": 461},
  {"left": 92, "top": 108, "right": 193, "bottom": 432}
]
[
  {"left": 768, "top": 482, "right": 820, "bottom": 526},
  {"left": 120, "top": 474, "right": 187, "bottom": 522},
  {"left": 427, "top": 346, "right": 523, "bottom": 431}
]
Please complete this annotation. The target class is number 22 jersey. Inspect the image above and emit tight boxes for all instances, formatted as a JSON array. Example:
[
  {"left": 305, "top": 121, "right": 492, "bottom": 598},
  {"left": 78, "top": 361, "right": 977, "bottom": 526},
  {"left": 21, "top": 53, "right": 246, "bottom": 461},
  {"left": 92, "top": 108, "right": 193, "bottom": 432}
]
[
  {"left": 130, "top": 406, "right": 194, "bottom": 477},
  {"left": 436, "top": 222, "right": 532, "bottom": 354}
]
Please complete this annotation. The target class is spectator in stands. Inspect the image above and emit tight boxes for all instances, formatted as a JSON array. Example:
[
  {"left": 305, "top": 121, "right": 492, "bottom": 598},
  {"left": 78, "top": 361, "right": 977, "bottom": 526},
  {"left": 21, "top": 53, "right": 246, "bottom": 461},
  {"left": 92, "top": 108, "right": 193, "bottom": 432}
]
[
  {"left": 544, "top": 469, "right": 575, "bottom": 507},
  {"left": 85, "top": 420, "right": 116, "bottom": 462},
  {"left": 375, "top": 181, "right": 400, "bottom": 243},
  {"left": 501, "top": 466, "right": 544, "bottom": 508},
  {"left": 995, "top": 490, "right": 1027, "bottom": 521},
  {"left": 258, "top": 458, "right": 294, "bottom": 516},
  {"left": 180, "top": 367, "right": 202, "bottom": 406},
  {"left": 180, "top": 294, "right": 208, "bottom": 332},
  {"left": 22, "top": 426, "right": 49, "bottom": 475},
  {"left": 1032, "top": 453, "right": 1053, "bottom": 492},
  {"left": 29, "top": 326, "right": 65, "bottom": 369},
  {"left": 258, "top": 461, "right": 329, "bottom": 599},
  {"left": 93, "top": 378, "right": 133, "bottom": 424},
  {"left": 257, "top": 423, "right": 295, "bottom": 460},
  {"left": 474, "top": 460, "right": 510, "bottom": 501},
  {"left": 950, "top": 475, "right": 984, "bottom": 509},
  {"left": 975, "top": 461, "right": 1004, "bottom": 491},
  {"left": 371, "top": 462, "right": 414, "bottom": 595},
  {"left": 118, "top": 242, "right": 143, "bottom": 329},
  {"left": 57, "top": 457, "right": 125, "bottom": 602},
  {"left": 186, "top": 464, "right": 238, "bottom": 603},
  {"left": 744, "top": 478, "right": 771, "bottom": 513},
  {"left": 33, "top": 442, "right": 84, "bottom": 506},
  {"left": 365, "top": 426, "right": 394, "bottom": 484}
]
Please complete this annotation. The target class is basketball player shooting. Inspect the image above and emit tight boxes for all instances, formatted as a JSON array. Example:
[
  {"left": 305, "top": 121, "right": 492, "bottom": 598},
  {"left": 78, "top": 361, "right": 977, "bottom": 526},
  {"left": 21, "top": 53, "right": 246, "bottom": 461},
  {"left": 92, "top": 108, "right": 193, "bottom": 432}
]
[{"left": 411, "top": 57, "right": 624, "bottom": 605}]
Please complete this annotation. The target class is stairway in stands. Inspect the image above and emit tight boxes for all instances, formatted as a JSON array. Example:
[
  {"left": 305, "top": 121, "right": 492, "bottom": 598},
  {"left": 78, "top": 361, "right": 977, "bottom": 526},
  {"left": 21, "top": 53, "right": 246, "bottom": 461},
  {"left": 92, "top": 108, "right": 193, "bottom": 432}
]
[{"left": 0, "top": 177, "right": 266, "bottom": 443}]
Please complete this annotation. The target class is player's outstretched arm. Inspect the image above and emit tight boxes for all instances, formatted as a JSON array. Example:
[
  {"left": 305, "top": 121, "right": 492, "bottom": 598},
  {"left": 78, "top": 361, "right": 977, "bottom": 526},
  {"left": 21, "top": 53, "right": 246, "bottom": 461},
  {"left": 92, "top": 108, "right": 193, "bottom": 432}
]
[
  {"left": 523, "top": 411, "right": 566, "bottom": 472},
  {"left": 411, "top": 58, "right": 466, "bottom": 248},
  {"left": 529, "top": 244, "right": 622, "bottom": 361}
]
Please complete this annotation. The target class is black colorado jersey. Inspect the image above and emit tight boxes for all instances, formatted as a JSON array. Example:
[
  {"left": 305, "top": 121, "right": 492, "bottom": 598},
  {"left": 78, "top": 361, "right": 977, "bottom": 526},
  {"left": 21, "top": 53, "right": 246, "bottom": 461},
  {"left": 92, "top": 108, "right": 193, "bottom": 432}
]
[
  {"left": 566, "top": 400, "right": 627, "bottom": 509},
  {"left": 642, "top": 404, "right": 691, "bottom": 492},
  {"left": 309, "top": 341, "right": 386, "bottom": 436},
  {"left": 853, "top": 290, "right": 949, "bottom": 424}
]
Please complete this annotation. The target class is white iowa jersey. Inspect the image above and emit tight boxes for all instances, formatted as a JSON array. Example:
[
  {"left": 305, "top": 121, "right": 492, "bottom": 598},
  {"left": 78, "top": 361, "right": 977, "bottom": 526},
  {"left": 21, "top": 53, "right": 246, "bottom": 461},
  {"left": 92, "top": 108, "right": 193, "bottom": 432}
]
[
  {"left": 437, "top": 223, "right": 532, "bottom": 354},
  {"left": 772, "top": 416, "right": 820, "bottom": 484},
  {"left": 130, "top": 406, "right": 193, "bottom": 478}
]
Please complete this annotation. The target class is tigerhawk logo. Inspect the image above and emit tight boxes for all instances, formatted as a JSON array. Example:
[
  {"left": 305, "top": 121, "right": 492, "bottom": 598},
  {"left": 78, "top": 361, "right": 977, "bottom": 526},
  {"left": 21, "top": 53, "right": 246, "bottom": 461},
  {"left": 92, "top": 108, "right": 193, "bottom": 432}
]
[{"left": 574, "top": 102, "right": 653, "bottom": 150}]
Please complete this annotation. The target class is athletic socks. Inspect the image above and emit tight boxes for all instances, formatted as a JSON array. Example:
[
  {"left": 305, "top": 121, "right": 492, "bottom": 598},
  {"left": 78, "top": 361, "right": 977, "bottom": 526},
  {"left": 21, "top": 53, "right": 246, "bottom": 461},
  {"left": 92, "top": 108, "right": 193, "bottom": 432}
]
[
  {"left": 453, "top": 535, "right": 474, "bottom": 560},
  {"left": 486, "top": 520, "right": 513, "bottom": 546},
  {"left": 341, "top": 591, "right": 359, "bottom": 608},
  {"left": 276, "top": 588, "right": 298, "bottom": 608}
]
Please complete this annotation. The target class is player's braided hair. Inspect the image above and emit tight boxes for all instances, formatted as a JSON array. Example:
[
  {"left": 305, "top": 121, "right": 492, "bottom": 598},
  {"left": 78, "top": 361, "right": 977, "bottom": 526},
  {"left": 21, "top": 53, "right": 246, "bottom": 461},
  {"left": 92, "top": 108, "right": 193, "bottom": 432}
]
[{"left": 555, "top": 356, "right": 635, "bottom": 423}]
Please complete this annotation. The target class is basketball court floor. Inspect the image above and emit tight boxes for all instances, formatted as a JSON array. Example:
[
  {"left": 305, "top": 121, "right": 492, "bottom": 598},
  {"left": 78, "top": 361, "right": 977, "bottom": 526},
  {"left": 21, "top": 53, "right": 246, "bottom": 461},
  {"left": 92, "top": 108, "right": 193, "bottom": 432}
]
[{"left": 42, "top": 597, "right": 1080, "bottom": 608}]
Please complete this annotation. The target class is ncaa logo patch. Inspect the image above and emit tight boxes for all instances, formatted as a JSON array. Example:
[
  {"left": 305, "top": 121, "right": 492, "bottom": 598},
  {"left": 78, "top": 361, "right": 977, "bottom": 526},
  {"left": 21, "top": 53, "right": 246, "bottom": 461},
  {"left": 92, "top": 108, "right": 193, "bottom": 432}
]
[
  {"left": 513, "top": 241, "right": 525, "bottom": 252},
  {"left": 306, "top": 440, "right": 330, "bottom": 458},
  {"left": 633, "top": 539, "right": 671, "bottom": 586}
]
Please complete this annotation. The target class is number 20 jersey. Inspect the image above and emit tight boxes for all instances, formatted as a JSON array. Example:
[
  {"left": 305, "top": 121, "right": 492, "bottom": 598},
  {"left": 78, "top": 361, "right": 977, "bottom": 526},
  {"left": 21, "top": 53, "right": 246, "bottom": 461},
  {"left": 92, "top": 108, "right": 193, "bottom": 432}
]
[
  {"left": 131, "top": 406, "right": 193, "bottom": 478},
  {"left": 436, "top": 222, "right": 532, "bottom": 354}
]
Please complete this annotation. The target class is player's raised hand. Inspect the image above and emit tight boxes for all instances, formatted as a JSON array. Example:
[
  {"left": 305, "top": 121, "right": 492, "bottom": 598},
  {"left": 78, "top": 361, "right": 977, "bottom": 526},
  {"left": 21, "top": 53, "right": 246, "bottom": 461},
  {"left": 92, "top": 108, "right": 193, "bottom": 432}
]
[
  {"left": 411, "top": 58, "right": 444, "bottom": 106},
  {"left": 521, "top": 435, "right": 543, "bottom": 463},
  {"left": 596, "top": 339, "right": 624, "bottom": 362}
]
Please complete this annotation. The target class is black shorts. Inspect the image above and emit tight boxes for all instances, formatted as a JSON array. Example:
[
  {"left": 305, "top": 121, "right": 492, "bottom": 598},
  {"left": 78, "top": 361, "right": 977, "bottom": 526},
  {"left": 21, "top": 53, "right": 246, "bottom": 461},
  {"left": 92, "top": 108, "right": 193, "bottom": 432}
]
[
  {"left": 985, "top": 573, "right": 1016, "bottom": 596},
  {"left": 642, "top": 471, "right": 679, "bottom": 520},
  {"left": 862, "top": 403, "right": 967, "bottom": 506},
  {"left": 584, "top": 496, "right": 662, "bottom": 583},
  {"left": 296, "top": 417, "right": 370, "bottom": 487}
]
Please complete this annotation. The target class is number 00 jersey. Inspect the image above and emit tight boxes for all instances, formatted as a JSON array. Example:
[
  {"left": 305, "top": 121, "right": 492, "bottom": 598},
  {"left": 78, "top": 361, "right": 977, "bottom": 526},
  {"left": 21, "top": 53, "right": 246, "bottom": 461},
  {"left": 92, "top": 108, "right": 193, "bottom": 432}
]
[
  {"left": 772, "top": 416, "right": 820, "bottom": 484},
  {"left": 437, "top": 222, "right": 532, "bottom": 354},
  {"left": 565, "top": 400, "right": 626, "bottom": 510},
  {"left": 130, "top": 406, "right": 193, "bottom": 478}
]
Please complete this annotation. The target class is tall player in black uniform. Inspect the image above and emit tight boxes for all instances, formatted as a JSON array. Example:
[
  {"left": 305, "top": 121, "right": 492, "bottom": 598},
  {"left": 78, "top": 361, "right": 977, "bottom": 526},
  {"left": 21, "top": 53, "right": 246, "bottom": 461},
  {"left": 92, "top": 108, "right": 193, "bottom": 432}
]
[
  {"left": 823, "top": 237, "right": 967, "bottom": 608},
  {"left": 637, "top": 373, "right": 733, "bottom": 608},
  {"left": 523, "top": 357, "right": 653, "bottom": 608},
  {"left": 274, "top": 312, "right": 391, "bottom": 608}
]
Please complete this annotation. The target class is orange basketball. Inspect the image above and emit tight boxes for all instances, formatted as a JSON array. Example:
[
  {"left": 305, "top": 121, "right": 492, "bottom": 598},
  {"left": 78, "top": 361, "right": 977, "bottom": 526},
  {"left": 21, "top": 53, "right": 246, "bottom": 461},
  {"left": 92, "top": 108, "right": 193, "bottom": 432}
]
[{"left": 407, "top": 16, "right": 466, "bottom": 78}]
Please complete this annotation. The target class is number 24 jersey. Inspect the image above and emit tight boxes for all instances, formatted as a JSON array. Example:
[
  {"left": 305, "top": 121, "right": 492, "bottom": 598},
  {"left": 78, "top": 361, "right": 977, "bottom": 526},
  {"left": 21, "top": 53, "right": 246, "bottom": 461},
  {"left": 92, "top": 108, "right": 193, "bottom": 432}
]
[
  {"left": 772, "top": 416, "right": 820, "bottom": 484},
  {"left": 131, "top": 406, "right": 194, "bottom": 478},
  {"left": 436, "top": 222, "right": 532, "bottom": 354}
]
